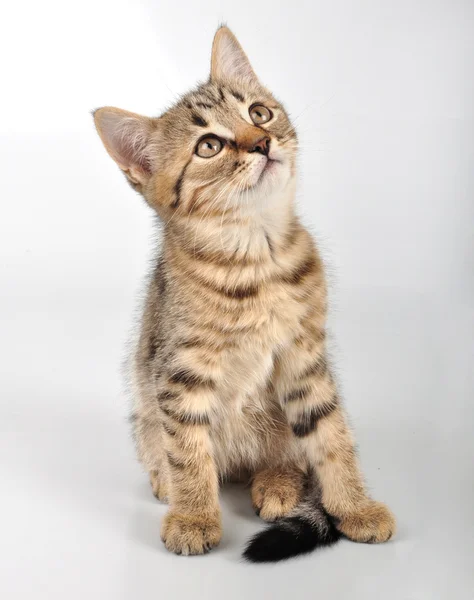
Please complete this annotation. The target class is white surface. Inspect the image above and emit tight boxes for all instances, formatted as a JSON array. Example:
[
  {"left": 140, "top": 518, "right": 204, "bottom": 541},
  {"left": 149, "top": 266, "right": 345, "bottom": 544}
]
[{"left": 1, "top": 1, "right": 473, "bottom": 598}]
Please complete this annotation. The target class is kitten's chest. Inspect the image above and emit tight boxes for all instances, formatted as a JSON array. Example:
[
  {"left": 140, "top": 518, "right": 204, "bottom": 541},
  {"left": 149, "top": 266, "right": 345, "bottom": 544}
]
[
  {"left": 217, "top": 291, "right": 305, "bottom": 398},
  {"left": 254, "top": 282, "right": 309, "bottom": 347}
]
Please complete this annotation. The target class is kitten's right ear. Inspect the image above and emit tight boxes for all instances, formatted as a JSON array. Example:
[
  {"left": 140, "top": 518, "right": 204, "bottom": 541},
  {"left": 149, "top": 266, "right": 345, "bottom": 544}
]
[
  {"left": 210, "top": 26, "right": 259, "bottom": 86},
  {"left": 93, "top": 107, "right": 158, "bottom": 187}
]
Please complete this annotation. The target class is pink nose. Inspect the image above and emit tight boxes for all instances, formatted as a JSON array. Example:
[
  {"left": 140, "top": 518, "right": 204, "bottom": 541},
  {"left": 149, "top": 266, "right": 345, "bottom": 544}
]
[
  {"left": 236, "top": 127, "right": 271, "bottom": 155},
  {"left": 249, "top": 135, "right": 270, "bottom": 156}
]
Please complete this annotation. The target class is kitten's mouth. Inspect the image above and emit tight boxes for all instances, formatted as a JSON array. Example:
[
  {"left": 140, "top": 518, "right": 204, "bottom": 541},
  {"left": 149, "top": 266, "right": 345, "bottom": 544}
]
[
  {"left": 243, "top": 155, "right": 285, "bottom": 191},
  {"left": 256, "top": 157, "right": 281, "bottom": 183}
]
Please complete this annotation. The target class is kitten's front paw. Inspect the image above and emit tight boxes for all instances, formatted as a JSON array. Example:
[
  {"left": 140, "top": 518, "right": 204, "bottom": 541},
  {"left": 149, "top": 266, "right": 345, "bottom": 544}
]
[
  {"left": 251, "top": 468, "right": 304, "bottom": 522},
  {"left": 337, "top": 500, "right": 396, "bottom": 543},
  {"left": 160, "top": 511, "right": 222, "bottom": 555}
]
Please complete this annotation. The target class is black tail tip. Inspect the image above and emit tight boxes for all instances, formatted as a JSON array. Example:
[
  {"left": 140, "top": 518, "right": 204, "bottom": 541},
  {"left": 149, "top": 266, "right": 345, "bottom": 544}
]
[{"left": 243, "top": 517, "right": 341, "bottom": 563}]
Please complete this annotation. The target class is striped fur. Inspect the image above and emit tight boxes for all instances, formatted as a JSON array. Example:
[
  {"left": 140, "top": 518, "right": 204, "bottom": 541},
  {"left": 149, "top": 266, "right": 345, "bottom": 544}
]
[{"left": 94, "top": 26, "right": 395, "bottom": 560}]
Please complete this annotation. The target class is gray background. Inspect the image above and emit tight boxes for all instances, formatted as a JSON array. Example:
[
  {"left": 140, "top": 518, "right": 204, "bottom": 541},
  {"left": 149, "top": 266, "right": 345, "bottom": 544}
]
[{"left": 1, "top": 0, "right": 473, "bottom": 598}]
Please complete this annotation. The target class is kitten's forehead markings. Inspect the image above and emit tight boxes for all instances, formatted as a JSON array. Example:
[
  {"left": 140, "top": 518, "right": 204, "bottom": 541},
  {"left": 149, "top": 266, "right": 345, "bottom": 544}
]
[
  {"left": 228, "top": 89, "right": 245, "bottom": 103},
  {"left": 193, "top": 100, "right": 214, "bottom": 110},
  {"left": 192, "top": 87, "right": 226, "bottom": 110}
]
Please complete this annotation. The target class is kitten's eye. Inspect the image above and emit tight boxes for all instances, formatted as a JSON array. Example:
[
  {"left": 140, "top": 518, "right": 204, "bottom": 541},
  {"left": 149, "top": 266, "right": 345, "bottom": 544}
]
[
  {"left": 249, "top": 105, "right": 273, "bottom": 125},
  {"left": 195, "top": 136, "right": 223, "bottom": 158}
]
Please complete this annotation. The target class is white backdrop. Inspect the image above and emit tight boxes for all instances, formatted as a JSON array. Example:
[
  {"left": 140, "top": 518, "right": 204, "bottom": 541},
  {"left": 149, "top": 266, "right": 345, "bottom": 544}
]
[{"left": 1, "top": 1, "right": 473, "bottom": 599}]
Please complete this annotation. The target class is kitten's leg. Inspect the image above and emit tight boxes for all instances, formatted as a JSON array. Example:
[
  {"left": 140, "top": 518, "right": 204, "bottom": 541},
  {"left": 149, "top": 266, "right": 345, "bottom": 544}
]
[
  {"left": 158, "top": 380, "right": 221, "bottom": 556},
  {"left": 251, "top": 467, "right": 306, "bottom": 522},
  {"left": 277, "top": 334, "right": 396, "bottom": 543},
  {"left": 131, "top": 371, "right": 171, "bottom": 503}
]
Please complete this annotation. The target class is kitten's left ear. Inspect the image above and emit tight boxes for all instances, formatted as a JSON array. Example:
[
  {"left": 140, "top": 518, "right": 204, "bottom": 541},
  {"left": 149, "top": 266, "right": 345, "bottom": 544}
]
[
  {"left": 210, "top": 26, "right": 259, "bottom": 85},
  {"left": 93, "top": 107, "right": 159, "bottom": 187}
]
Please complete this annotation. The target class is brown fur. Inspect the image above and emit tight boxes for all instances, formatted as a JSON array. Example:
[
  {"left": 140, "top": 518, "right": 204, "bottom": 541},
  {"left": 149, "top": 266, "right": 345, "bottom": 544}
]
[
  {"left": 94, "top": 26, "right": 395, "bottom": 557},
  {"left": 251, "top": 468, "right": 306, "bottom": 522}
]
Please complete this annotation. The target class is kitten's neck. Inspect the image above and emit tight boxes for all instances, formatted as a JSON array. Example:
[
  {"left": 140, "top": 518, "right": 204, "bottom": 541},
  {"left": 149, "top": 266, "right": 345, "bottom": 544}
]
[{"left": 165, "top": 179, "right": 297, "bottom": 264}]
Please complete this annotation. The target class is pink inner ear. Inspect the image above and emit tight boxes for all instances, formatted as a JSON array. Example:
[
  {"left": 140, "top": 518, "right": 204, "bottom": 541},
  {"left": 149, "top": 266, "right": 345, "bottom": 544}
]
[
  {"left": 115, "top": 127, "right": 152, "bottom": 174},
  {"left": 96, "top": 109, "right": 153, "bottom": 174}
]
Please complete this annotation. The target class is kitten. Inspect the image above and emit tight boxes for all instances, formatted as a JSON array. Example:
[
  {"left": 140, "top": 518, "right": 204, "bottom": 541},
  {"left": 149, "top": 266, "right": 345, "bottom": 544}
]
[{"left": 94, "top": 26, "right": 395, "bottom": 562}]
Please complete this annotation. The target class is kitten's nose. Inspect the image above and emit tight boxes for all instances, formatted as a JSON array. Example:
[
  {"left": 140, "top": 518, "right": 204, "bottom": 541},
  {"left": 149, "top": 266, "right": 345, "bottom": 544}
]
[
  {"left": 249, "top": 135, "right": 270, "bottom": 156},
  {"left": 236, "top": 127, "right": 271, "bottom": 155}
]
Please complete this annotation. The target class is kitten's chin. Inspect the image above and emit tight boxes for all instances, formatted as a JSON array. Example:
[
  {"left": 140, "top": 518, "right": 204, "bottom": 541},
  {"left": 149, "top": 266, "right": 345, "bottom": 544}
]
[
  {"left": 237, "top": 161, "right": 294, "bottom": 212},
  {"left": 243, "top": 158, "right": 281, "bottom": 190},
  {"left": 258, "top": 158, "right": 281, "bottom": 181},
  {"left": 253, "top": 158, "right": 291, "bottom": 194}
]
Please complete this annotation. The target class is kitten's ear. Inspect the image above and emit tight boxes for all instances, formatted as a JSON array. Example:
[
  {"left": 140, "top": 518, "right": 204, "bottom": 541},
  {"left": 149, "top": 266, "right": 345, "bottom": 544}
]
[
  {"left": 210, "top": 26, "right": 259, "bottom": 85},
  {"left": 93, "top": 107, "right": 158, "bottom": 186}
]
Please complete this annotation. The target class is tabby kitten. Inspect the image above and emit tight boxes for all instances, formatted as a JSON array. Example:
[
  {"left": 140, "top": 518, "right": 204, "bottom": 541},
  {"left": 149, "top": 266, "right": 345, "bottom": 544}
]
[{"left": 94, "top": 26, "right": 395, "bottom": 562}]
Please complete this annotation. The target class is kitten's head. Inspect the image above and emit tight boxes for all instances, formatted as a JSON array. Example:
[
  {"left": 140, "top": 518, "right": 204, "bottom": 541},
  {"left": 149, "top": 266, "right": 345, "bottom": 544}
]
[{"left": 94, "top": 27, "right": 297, "bottom": 220}]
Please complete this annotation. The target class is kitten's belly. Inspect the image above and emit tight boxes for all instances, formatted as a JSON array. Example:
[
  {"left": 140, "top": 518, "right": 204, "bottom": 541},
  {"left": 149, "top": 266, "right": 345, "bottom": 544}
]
[
  {"left": 211, "top": 395, "right": 292, "bottom": 476},
  {"left": 210, "top": 340, "right": 298, "bottom": 475},
  {"left": 208, "top": 299, "right": 308, "bottom": 474}
]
